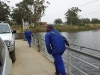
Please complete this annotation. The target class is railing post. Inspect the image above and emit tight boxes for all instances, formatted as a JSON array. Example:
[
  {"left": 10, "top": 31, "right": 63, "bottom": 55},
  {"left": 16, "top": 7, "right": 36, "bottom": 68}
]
[
  {"left": 99, "top": 67, "right": 100, "bottom": 75},
  {"left": 32, "top": 37, "right": 34, "bottom": 46},
  {"left": 67, "top": 49, "right": 71, "bottom": 75},
  {"left": 35, "top": 38, "right": 36, "bottom": 47},
  {"left": 37, "top": 38, "right": 40, "bottom": 52},
  {"left": 31, "top": 37, "right": 33, "bottom": 46}
]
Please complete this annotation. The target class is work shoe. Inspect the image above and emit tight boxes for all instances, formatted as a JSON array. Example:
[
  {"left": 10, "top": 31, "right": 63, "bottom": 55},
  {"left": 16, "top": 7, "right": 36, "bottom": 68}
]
[
  {"left": 29, "top": 45, "right": 31, "bottom": 47},
  {"left": 55, "top": 72, "right": 60, "bottom": 75}
]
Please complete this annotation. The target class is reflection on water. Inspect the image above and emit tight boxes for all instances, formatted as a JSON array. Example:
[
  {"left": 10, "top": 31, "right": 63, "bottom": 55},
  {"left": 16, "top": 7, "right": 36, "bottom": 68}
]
[{"left": 33, "top": 30, "right": 100, "bottom": 75}]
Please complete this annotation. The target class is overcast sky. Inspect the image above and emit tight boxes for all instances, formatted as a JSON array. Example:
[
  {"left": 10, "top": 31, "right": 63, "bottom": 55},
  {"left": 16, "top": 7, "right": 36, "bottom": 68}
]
[{"left": 5, "top": 0, "right": 100, "bottom": 23}]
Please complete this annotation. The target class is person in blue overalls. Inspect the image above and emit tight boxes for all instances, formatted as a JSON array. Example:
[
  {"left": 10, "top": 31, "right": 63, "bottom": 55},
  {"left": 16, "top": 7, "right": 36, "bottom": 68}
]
[
  {"left": 24, "top": 29, "right": 33, "bottom": 47},
  {"left": 45, "top": 25, "right": 69, "bottom": 75}
]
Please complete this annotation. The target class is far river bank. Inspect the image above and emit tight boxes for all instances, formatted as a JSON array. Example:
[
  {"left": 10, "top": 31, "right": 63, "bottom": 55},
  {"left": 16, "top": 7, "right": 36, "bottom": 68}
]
[{"left": 12, "top": 24, "right": 100, "bottom": 33}]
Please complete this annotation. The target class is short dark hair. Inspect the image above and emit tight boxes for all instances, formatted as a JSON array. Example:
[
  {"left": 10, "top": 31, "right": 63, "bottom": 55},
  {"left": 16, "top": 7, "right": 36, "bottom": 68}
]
[{"left": 46, "top": 25, "right": 54, "bottom": 29}]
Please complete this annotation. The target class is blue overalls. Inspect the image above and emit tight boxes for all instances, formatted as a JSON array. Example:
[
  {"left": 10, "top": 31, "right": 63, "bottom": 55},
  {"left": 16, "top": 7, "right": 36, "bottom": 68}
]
[
  {"left": 45, "top": 29, "right": 67, "bottom": 75},
  {"left": 24, "top": 30, "right": 33, "bottom": 46}
]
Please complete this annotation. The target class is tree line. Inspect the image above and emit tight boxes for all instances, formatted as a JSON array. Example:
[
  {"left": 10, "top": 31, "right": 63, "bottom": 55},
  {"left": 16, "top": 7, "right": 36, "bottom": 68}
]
[
  {"left": 0, "top": 0, "right": 100, "bottom": 26},
  {"left": 54, "top": 7, "right": 100, "bottom": 25}
]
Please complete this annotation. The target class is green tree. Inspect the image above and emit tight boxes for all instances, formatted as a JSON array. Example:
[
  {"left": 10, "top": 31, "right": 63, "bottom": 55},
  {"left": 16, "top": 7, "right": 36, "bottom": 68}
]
[
  {"left": 11, "top": 1, "right": 33, "bottom": 25},
  {"left": 65, "top": 7, "right": 81, "bottom": 25},
  {"left": 33, "top": 0, "right": 50, "bottom": 26},
  {"left": 11, "top": 0, "right": 50, "bottom": 26},
  {"left": 54, "top": 18, "right": 62, "bottom": 25},
  {"left": 79, "top": 18, "right": 90, "bottom": 26},
  {"left": 11, "top": 8, "right": 23, "bottom": 24},
  {"left": 82, "top": 18, "right": 90, "bottom": 24},
  {"left": 91, "top": 18, "right": 100, "bottom": 24},
  {"left": 0, "top": 1, "right": 10, "bottom": 21}
]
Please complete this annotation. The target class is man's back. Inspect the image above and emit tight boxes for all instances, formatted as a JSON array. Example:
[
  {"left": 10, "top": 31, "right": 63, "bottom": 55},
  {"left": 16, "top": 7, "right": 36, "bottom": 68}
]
[
  {"left": 45, "top": 29, "right": 66, "bottom": 54},
  {"left": 25, "top": 30, "right": 32, "bottom": 38}
]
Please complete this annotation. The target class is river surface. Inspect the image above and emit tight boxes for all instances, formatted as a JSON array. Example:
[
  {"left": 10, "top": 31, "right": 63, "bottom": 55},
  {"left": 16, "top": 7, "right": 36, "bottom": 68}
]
[
  {"left": 34, "top": 29, "right": 100, "bottom": 75},
  {"left": 35, "top": 29, "right": 100, "bottom": 56}
]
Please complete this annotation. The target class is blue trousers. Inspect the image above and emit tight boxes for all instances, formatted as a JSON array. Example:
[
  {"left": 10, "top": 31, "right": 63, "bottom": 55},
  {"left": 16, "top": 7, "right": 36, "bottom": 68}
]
[
  {"left": 27, "top": 37, "right": 31, "bottom": 46},
  {"left": 52, "top": 53, "right": 67, "bottom": 75}
]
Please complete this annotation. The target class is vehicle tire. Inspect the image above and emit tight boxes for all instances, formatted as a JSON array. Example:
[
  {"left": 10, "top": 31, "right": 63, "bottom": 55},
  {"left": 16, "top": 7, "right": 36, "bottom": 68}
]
[{"left": 9, "top": 45, "right": 16, "bottom": 63}]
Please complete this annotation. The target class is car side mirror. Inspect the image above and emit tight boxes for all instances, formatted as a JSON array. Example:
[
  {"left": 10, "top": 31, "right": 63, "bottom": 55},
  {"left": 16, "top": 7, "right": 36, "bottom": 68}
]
[{"left": 12, "top": 30, "right": 16, "bottom": 33}]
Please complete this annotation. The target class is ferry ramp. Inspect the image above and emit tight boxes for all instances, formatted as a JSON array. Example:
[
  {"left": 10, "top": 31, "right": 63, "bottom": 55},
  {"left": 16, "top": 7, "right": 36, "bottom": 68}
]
[{"left": 12, "top": 40, "right": 55, "bottom": 75}]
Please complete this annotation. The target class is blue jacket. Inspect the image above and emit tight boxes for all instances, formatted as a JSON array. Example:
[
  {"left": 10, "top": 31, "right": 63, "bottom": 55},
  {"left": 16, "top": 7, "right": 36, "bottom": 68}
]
[
  {"left": 24, "top": 30, "right": 33, "bottom": 38},
  {"left": 45, "top": 29, "right": 67, "bottom": 55}
]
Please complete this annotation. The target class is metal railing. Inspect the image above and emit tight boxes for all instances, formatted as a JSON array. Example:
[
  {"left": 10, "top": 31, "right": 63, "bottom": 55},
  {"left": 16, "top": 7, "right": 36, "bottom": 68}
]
[{"left": 32, "top": 36, "right": 100, "bottom": 75}]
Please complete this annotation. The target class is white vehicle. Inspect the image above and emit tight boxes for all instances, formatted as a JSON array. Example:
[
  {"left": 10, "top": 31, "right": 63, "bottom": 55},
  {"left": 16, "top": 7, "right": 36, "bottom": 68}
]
[
  {"left": 0, "top": 22, "right": 16, "bottom": 63},
  {"left": 0, "top": 37, "right": 12, "bottom": 75}
]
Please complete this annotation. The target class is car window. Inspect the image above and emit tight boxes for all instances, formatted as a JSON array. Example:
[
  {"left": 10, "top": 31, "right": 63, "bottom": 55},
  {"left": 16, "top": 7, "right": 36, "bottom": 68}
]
[{"left": 0, "top": 24, "right": 10, "bottom": 34}]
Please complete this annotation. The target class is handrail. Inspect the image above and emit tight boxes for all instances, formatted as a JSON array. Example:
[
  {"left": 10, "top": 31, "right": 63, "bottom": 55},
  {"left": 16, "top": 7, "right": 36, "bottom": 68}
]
[
  {"left": 33, "top": 36, "right": 100, "bottom": 53},
  {"left": 70, "top": 43, "right": 100, "bottom": 53},
  {"left": 33, "top": 37, "right": 100, "bottom": 59},
  {"left": 32, "top": 36, "right": 100, "bottom": 75},
  {"left": 70, "top": 54, "right": 99, "bottom": 69},
  {"left": 68, "top": 47, "right": 100, "bottom": 60}
]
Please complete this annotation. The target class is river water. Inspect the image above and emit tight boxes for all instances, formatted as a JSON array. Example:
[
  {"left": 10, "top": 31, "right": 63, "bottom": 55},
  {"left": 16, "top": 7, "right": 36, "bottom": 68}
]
[
  {"left": 35, "top": 29, "right": 100, "bottom": 56},
  {"left": 34, "top": 29, "right": 100, "bottom": 75}
]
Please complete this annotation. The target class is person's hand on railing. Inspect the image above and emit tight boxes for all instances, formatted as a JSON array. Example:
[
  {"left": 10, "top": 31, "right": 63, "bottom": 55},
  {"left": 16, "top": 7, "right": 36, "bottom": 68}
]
[{"left": 68, "top": 44, "right": 69, "bottom": 47}]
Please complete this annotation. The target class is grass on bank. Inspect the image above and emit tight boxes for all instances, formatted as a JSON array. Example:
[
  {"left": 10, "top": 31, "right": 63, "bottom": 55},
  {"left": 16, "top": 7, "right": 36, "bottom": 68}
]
[{"left": 11, "top": 24, "right": 100, "bottom": 33}]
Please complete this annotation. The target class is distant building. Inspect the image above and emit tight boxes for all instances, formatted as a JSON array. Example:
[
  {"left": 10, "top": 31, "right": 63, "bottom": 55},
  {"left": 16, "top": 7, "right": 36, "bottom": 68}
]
[{"left": 40, "top": 22, "right": 47, "bottom": 26}]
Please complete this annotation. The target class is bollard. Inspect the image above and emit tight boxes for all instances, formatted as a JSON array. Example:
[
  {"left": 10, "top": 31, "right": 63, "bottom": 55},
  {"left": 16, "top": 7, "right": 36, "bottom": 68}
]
[{"left": 37, "top": 39, "right": 40, "bottom": 52}]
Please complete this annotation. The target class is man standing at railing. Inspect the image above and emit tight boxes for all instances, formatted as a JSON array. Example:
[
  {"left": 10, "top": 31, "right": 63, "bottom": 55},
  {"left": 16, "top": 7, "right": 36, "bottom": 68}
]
[{"left": 45, "top": 25, "right": 69, "bottom": 75}]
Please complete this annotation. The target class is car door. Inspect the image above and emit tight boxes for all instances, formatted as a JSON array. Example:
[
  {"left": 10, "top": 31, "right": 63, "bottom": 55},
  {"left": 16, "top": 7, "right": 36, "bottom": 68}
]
[{"left": 0, "top": 38, "right": 12, "bottom": 75}]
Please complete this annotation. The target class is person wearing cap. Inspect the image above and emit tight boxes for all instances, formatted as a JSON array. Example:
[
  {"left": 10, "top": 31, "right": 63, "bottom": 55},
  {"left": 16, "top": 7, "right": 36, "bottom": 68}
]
[
  {"left": 45, "top": 25, "right": 69, "bottom": 75},
  {"left": 24, "top": 29, "right": 33, "bottom": 47}
]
